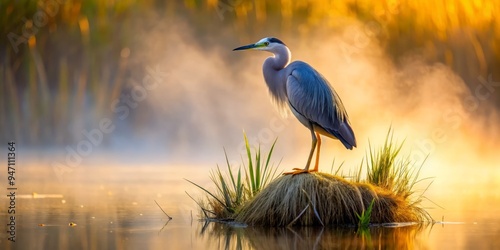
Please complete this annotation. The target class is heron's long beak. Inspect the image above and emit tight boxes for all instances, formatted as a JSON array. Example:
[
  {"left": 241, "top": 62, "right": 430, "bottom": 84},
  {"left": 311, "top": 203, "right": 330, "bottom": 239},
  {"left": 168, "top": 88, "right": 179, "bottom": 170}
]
[{"left": 233, "top": 43, "right": 258, "bottom": 51}]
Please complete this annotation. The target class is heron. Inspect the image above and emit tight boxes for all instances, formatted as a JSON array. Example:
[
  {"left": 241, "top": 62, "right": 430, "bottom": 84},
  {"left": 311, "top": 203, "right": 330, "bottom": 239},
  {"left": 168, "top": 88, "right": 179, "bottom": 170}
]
[{"left": 233, "top": 37, "right": 356, "bottom": 175}]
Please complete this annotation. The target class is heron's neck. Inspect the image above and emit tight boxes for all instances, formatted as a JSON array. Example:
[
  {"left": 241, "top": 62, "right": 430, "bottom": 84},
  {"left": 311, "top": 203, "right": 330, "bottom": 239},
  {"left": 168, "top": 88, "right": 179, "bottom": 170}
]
[
  {"left": 267, "top": 46, "right": 291, "bottom": 70},
  {"left": 262, "top": 45, "right": 291, "bottom": 105}
]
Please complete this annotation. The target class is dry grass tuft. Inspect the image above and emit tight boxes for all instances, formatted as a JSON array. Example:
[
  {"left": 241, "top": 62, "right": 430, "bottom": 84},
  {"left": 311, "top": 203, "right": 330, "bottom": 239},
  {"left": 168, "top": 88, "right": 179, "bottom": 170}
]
[{"left": 236, "top": 172, "right": 429, "bottom": 226}]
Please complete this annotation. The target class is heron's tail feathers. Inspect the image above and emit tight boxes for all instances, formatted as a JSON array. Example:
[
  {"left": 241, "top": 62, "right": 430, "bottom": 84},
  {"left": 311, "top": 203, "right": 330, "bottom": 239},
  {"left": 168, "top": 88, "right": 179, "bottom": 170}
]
[{"left": 337, "top": 122, "right": 357, "bottom": 150}]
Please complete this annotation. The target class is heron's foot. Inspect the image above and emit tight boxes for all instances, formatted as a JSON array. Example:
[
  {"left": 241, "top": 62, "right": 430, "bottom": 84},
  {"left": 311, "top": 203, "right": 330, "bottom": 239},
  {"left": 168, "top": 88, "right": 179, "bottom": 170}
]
[{"left": 283, "top": 168, "right": 317, "bottom": 175}]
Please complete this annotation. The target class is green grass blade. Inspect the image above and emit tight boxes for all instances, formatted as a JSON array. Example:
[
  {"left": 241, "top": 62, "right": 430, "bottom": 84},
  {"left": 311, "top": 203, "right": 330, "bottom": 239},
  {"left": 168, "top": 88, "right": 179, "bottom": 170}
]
[
  {"left": 224, "top": 148, "right": 237, "bottom": 190},
  {"left": 185, "top": 191, "right": 216, "bottom": 218},
  {"left": 262, "top": 140, "right": 275, "bottom": 182},
  {"left": 185, "top": 178, "right": 229, "bottom": 211},
  {"left": 236, "top": 168, "right": 242, "bottom": 205},
  {"left": 244, "top": 133, "right": 256, "bottom": 194},
  {"left": 217, "top": 168, "right": 233, "bottom": 211},
  {"left": 255, "top": 145, "right": 261, "bottom": 193},
  {"left": 357, "top": 198, "right": 375, "bottom": 229},
  {"left": 186, "top": 132, "right": 282, "bottom": 219}
]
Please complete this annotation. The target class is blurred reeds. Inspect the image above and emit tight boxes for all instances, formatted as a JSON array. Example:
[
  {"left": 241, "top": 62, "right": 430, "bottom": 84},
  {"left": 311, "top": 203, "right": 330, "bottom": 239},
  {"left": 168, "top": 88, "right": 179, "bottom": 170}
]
[
  {"left": 1, "top": 0, "right": 499, "bottom": 144},
  {"left": 1, "top": 0, "right": 139, "bottom": 144}
]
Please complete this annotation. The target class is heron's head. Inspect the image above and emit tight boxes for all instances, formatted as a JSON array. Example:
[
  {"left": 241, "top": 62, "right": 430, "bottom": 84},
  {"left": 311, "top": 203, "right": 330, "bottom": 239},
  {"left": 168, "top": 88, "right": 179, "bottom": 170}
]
[{"left": 233, "top": 37, "right": 286, "bottom": 52}]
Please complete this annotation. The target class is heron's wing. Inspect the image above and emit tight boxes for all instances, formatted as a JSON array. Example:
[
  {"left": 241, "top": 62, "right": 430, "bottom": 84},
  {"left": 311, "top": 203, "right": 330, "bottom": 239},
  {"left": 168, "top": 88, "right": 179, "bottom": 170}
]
[{"left": 286, "top": 62, "right": 357, "bottom": 149}]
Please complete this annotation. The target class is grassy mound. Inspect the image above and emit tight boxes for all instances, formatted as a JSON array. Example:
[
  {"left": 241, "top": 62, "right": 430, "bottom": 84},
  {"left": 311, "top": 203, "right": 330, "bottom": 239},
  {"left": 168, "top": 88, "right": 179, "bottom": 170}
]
[
  {"left": 236, "top": 173, "right": 425, "bottom": 226},
  {"left": 187, "top": 130, "right": 432, "bottom": 227}
]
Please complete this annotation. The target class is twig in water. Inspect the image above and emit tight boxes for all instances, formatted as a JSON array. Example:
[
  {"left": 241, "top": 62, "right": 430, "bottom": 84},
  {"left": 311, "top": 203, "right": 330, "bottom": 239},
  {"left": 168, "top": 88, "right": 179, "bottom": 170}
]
[
  {"left": 158, "top": 219, "right": 171, "bottom": 235},
  {"left": 155, "top": 200, "right": 172, "bottom": 220}
]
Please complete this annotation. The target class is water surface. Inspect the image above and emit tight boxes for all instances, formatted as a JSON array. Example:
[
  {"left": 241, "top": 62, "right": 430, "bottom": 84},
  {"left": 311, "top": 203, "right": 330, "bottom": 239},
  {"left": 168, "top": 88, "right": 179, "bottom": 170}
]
[{"left": 1, "top": 159, "right": 499, "bottom": 250}]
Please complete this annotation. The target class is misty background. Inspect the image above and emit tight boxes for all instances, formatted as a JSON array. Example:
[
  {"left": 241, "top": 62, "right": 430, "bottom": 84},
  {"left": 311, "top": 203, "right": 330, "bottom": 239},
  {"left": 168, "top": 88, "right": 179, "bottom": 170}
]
[{"left": 1, "top": 0, "right": 499, "bottom": 188}]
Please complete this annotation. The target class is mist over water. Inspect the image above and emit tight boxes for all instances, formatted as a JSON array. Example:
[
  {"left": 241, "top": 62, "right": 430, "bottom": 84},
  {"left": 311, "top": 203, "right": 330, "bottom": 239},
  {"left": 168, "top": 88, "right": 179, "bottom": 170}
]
[
  {"left": 1, "top": 4, "right": 496, "bottom": 189},
  {"left": 35, "top": 13, "right": 499, "bottom": 180},
  {"left": 121, "top": 17, "right": 498, "bottom": 166}
]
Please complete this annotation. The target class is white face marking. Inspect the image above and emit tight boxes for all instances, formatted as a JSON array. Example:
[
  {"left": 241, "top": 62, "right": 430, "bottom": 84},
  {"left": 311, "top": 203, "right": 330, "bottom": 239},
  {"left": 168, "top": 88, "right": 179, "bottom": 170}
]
[
  {"left": 256, "top": 37, "right": 270, "bottom": 44},
  {"left": 254, "top": 37, "right": 278, "bottom": 51}
]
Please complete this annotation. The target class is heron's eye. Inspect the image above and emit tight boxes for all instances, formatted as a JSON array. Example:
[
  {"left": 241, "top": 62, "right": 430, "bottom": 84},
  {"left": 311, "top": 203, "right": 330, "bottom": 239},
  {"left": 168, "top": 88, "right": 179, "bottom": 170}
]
[{"left": 264, "top": 42, "right": 269, "bottom": 46}]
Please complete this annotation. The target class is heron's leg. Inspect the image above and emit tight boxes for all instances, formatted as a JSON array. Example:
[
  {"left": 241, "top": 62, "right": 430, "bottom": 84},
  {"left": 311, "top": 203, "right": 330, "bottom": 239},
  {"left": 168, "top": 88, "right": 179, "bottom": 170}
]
[
  {"left": 303, "top": 130, "right": 317, "bottom": 171},
  {"left": 284, "top": 127, "right": 317, "bottom": 175},
  {"left": 313, "top": 132, "right": 321, "bottom": 172}
]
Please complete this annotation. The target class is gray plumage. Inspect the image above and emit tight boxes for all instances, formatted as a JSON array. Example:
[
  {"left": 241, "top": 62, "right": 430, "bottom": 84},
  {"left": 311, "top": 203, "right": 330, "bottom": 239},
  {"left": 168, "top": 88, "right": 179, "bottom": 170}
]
[{"left": 234, "top": 37, "right": 356, "bottom": 174}]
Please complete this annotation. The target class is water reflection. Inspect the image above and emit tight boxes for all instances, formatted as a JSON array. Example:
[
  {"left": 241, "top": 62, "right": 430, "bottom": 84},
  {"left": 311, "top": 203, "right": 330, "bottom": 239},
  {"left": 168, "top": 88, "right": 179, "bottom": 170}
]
[{"left": 199, "top": 222, "right": 429, "bottom": 250}]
